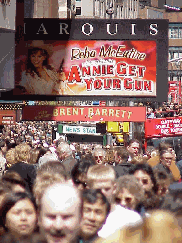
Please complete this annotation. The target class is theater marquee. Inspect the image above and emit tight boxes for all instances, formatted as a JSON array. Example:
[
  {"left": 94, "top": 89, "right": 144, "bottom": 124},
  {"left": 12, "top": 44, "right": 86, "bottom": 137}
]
[
  {"left": 22, "top": 106, "right": 146, "bottom": 122},
  {"left": 13, "top": 19, "right": 168, "bottom": 102}
]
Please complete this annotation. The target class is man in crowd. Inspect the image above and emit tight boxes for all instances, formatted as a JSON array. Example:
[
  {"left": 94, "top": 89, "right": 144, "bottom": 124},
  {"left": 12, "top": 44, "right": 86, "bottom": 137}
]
[
  {"left": 92, "top": 148, "right": 106, "bottom": 165},
  {"left": 38, "top": 183, "right": 81, "bottom": 243},
  {"left": 80, "top": 189, "right": 110, "bottom": 243},
  {"left": 87, "top": 164, "right": 142, "bottom": 238},
  {"left": 148, "top": 142, "right": 181, "bottom": 181},
  {"left": 127, "top": 139, "right": 142, "bottom": 162},
  {"left": 56, "top": 139, "right": 77, "bottom": 175},
  {"left": 113, "top": 146, "right": 133, "bottom": 177}
]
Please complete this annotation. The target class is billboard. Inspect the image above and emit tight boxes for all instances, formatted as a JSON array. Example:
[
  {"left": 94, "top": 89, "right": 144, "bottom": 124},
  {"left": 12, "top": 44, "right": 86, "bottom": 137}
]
[
  {"left": 5, "top": 18, "right": 168, "bottom": 102},
  {"left": 22, "top": 106, "right": 146, "bottom": 122},
  {"left": 14, "top": 39, "right": 157, "bottom": 97},
  {"left": 145, "top": 117, "right": 182, "bottom": 138}
]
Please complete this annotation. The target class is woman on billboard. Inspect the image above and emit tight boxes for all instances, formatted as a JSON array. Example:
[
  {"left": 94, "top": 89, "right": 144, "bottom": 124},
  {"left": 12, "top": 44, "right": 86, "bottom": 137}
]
[{"left": 19, "top": 41, "right": 66, "bottom": 95}]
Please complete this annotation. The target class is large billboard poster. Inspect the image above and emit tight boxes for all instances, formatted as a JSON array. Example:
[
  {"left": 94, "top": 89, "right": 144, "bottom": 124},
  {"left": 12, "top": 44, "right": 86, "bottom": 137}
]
[
  {"left": 4, "top": 18, "right": 168, "bottom": 101},
  {"left": 14, "top": 40, "right": 156, "bottom": 96}
]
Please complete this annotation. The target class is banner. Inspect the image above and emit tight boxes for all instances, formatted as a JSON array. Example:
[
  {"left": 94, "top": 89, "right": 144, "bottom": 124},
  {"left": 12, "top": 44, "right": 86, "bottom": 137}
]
[
  {"left": 11, "top": 19, "right": 168, "bottom": 101},
  {"left": 145, "top": 117, "right": 182, "bottom": 138},
  {"left": 22, "top": 106, "right": 146, "bottom": 122},
  {"left": 14, "top": 40, "right": 156, "bottom": 96}
]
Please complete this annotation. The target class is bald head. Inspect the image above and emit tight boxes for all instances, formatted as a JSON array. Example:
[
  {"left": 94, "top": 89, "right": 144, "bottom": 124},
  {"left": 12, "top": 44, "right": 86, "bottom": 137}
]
[
  {"left": 39, "top": 183, "right": 81, "bottom": 243},
  {"left": 42, "top": 183, "right": 81, "bottom": 208}
]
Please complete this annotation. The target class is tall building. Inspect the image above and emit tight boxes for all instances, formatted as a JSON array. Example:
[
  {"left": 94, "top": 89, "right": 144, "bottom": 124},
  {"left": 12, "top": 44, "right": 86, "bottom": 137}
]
[
  {"left": 0, "top": 0, "right": 15, "bottom": 92},
  {"left": 25, "top": 0, "right": 75, "bottom": 18},
  {"left": 75, "top": 0, "right": 167, "bottom": 19}
]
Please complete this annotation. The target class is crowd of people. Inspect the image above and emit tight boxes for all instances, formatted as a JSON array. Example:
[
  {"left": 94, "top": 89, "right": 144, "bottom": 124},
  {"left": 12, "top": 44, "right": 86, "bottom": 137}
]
[
  {"left": 0, "top": 122, "right": 182, "bottom": 242},
  {"left": 146, "top": 102, "right": 182, "bottom": 118}
]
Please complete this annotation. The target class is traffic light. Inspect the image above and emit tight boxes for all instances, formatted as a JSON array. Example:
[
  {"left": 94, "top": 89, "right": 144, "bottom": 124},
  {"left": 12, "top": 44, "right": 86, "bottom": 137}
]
[
  {"left": 107, "top": 122, "right": 119, "bottom": 133},
  {"left": 96, "top": 122, "right": 106, "bottom": 134}
]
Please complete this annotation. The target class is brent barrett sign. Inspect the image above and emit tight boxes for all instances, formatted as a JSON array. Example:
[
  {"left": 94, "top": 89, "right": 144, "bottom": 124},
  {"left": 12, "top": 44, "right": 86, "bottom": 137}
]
[{"left": 22, "top": 106, "right": 146, "bottom": 122}]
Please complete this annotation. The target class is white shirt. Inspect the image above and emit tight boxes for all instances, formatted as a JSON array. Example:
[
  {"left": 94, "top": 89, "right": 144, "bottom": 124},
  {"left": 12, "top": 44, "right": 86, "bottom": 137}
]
[
  {"left": 20, "top": 68, "right": 61, "bottom": 95},
  {"left": 0, "top": 156, "right": 6, "bottom": 177},
  {"left": 98, "top": 204, "right": 142, "bottom": 238}
]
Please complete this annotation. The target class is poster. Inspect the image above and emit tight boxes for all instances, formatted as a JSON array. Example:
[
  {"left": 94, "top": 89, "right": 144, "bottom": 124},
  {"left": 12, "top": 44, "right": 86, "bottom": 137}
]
[{"left": 15, "top": 40, "right": 156, "bottom": 96}]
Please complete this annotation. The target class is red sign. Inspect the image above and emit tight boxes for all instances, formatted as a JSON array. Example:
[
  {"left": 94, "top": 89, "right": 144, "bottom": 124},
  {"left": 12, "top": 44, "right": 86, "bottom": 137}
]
[
  {"left": 0, "top": 110, "right": 16, "bottom": 125},
  {"left": 15, "top": 40, "right": 156, "bottom": 97},
  {"left": 145, "top": 117, "right": 182, "bottom": 138},
  {"left": 22, "top": 106, "right": 146, "bottom": 122}
]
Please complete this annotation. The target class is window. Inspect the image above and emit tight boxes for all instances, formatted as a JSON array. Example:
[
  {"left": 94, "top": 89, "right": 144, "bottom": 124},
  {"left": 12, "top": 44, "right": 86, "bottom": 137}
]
[
  {"left": 76, "top": 7, "right": 81, "bottom": 15},
  {"left": 169, "top": 26, "right": 182, "bottom": 39}
]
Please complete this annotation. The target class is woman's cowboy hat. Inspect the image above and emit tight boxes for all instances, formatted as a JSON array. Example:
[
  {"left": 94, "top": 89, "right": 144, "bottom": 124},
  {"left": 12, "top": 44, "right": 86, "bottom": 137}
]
[{"left": 26, "top": 40, "right": 54, "bottom": 56}]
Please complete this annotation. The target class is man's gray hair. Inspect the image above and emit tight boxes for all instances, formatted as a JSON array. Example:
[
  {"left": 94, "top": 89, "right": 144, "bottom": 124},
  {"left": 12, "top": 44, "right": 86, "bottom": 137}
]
[
  {"left": 92, "top": 147, "right": 106, "bottom": 158},
  {"left": 57, "top": 141, "right": 72, "bottom": 156}
]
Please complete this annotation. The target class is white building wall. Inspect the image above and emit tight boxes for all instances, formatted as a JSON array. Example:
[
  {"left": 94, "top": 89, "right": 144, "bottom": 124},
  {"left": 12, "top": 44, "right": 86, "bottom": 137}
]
[
  {"left": 0, "top": 0, "right": 16, "bottom": 30},
  {"left": 75, "top": 0, "right": 93, "bottom": 17}
]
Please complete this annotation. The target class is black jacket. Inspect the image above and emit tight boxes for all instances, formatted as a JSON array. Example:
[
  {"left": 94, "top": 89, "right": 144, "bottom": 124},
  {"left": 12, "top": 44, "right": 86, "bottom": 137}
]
[{"left": 114, "top": 163, "right": 134, "bottom": 178}]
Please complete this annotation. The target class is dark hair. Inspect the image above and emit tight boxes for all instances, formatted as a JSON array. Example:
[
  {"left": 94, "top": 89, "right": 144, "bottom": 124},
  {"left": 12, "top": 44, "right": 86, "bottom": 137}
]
[
  {"left": 2, "top": 171, "right": 26, "bottom": 189},
  {"left": 127, "top": 138, "right": 141, "bottom": 148},
  {"left": 0, "top": 192, "right": 37, "bottom": 230},
  {"left": 71, "top": 161, "right": 93, "bottom": 184},
  {"left": 0, "top": 139, "right": 6, "bottom": 150},
  {"left": 26, "top": 48, "right": 52, "bottom": 78},
  {"left": 80, "top": 153, "right": 95, "bottom": 164},
  {"left": 159, "top": 149, "right": 172, "bottom": 158},
  {"left": 129, "top": 163, "right": 158, "bottom": 193},
  {"left": 82, "top": 189, "right": 110, "bottom": 216},
  {"left": 158, "top": 142, "right": 172, "bottom": 153},
  {"left": 114, "top": 147, "right": 129, "bottom": 162}
]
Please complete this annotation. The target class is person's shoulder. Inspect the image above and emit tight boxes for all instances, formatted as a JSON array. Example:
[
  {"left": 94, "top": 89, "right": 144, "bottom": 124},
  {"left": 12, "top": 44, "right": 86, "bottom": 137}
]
[{"left": 114, "top": 205, "right": 142, "bottom": 221}]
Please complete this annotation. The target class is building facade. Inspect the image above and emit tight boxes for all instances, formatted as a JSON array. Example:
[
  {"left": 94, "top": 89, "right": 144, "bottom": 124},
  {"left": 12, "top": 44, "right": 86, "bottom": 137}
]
[{"left": 0, "top": 0, "right": 15, "bottom": 92}]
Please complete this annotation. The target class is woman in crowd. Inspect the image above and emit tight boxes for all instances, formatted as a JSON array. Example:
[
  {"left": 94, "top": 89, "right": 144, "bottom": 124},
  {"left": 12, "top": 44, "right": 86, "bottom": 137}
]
[
  {"left": 114, "top": 175, "right": 145, "bottom": 215},
  {"left": 0, "top": 192, "right": 37, "bottom": 241},
  {"left": 129, "top": 163, "right": 161, "bottom": 211}
]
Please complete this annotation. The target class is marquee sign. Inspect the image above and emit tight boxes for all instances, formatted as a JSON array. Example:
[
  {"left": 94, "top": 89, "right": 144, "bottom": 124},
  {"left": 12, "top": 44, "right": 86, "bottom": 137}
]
[
  {"left": 12, "top": 18, "right": 168, "bottom": 102},
  {"left": 22, "top": 106, "right": 146, "bottom": 122}
]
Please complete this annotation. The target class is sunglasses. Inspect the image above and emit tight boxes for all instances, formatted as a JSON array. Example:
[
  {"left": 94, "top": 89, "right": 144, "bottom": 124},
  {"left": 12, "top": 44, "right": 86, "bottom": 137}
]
[
  {"left": 95, "top": 156, "right": 103, "bottom": 160},
  {"left": 116, "top": 197, "right": 133, "bottom": 204},
  {"left": 74, "top": 179, "right": 87, "bottom": 188},
  {"left": 137, "top": 178, "right": 149, "bottom": 185}
]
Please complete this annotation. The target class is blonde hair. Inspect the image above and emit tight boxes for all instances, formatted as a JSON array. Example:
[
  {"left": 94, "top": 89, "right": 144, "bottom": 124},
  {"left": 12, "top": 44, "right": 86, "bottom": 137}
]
[
  {"left": 33, "top": 170, "right": 66, "bottom": 207},
  {"left": 87, "top": 164, "right": 116, "bottom": 185},
  {"left": 5, "top": 148, "right": 16, "bottom": 165},
  {"left": 14, "top": 143, "right": 31, "bottom": 163}
]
